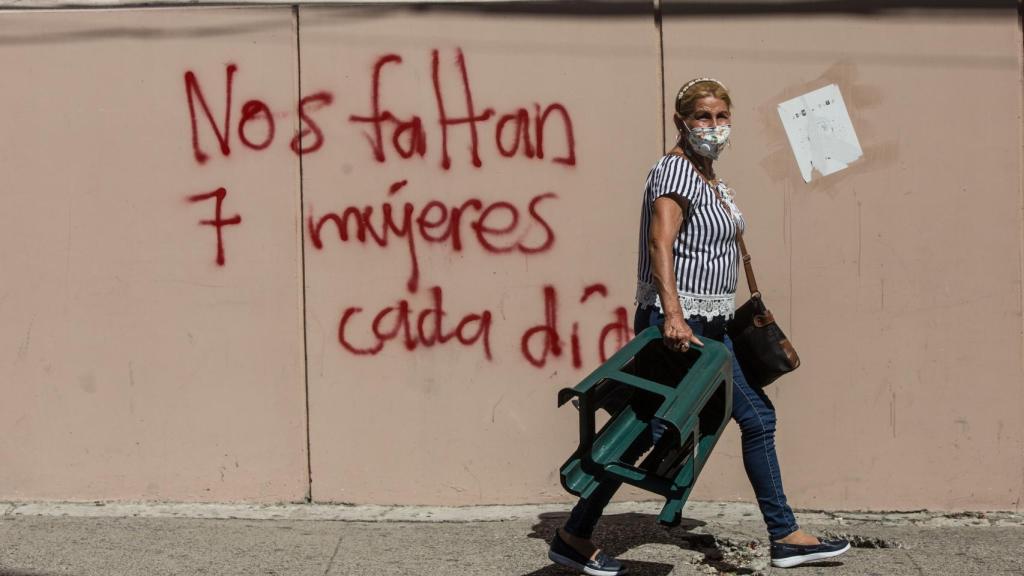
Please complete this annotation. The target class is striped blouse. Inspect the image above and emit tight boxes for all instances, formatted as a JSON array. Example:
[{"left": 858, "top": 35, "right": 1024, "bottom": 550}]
[{"left": 635, "top": 154, "right": 746, "bottom": 320}]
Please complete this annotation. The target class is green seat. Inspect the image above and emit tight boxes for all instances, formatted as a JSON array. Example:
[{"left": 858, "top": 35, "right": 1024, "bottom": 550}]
[{"left": 557, "top": 325, "right": 733, "bottom": 527}]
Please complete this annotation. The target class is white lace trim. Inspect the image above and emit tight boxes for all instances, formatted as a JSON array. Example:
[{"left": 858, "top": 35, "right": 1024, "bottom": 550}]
[
  {"left": 635, "top": 282, "right": 736, "bottom": 320},
  {"left": 716, "top": 181, "right": 745, "bottom": 228}
]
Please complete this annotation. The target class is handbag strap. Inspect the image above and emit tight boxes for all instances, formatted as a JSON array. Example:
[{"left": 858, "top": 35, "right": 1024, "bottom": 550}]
[
  {"left": 710, "top": 181, "right": 760, "bottom": 298},
  {"left": 736, "top": 232, "right": 760, "bottom": 298}
]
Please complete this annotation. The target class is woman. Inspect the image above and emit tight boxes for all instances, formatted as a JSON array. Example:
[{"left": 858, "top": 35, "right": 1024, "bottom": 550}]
[{"left": 548, "top": 78, "right": 850, "bottom": 574}]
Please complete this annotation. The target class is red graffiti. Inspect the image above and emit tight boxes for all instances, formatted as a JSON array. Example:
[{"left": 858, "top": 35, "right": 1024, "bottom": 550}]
[
  {"left": 187, "top": 187, "right": 241, "bottom": 266},
  {"left": 348, "top": 55, "right": 429, "bottom": 162},
  {"left": 431, "top": 48, "right": 495, "bottom": 169},
  {"left": 185, "top": 64, "right": 236, "bottom": 164},
  {"left": 183, "top": 49, "right": 573, "bottom": 170},
  {"left": 580, "top": 284, "right": 632, "bottom": 364},
  {"left": 535, "top": 103, "right": 576, "bottom": 166},
  {"left": 348, "top": 48, "right": 576, "bottom": 170},
  {"left": 339, "top": 286, "right": 492, "bottom": 359},
  {"left": 184, "top": 64, "right": 334, "bottom": 163},
  {"left": 180, "top": 50, "right": 601, "bottom": 370},
  {"left": 307, "top": 179, "right": 557, "bottom": 293},
  {"left": 238, "top": 99, "right": 274, "bottom": 151},
  {"left": 495, "top": 109, "right": 535, "bottom": 158},
  {"left": 493, "top": 104, "right": 575, "bottom": 165},
  {"left": 521, "top": 285, "right": 563, "bottom": 368},
  {"left": 521, "top": 284, "right": 632, "bottom": 369}
]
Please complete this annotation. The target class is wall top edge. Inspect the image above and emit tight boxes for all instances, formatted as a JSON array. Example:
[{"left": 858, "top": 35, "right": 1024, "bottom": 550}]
[{"left": 0, "top": 0, "right": 1016, "bottom": 14}]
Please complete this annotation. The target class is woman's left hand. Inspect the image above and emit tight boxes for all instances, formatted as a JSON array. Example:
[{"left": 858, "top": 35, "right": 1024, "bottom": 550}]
[{"left": 662, "top": 311, "right": 703, "bottom": 352}]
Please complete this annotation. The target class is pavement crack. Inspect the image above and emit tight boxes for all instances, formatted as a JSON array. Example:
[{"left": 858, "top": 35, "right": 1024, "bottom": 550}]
[
  {"left": 684, "top": 532, "right": 765, "bottom": 574},
  {"left": 822, "top": 530, "right": 903, "bottom": 549},
  {"left": 903, "top": 549, "right": 927, "bottom": 576},
  {"left": 321, "top": 535, "right": 343, "bottom": 576}
]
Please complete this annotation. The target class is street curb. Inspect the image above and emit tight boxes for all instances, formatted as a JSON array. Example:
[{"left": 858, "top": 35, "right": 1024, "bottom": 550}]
[
  {"left": 2, "top": 500, "right": 1021, "bottom": 527},
  {"left": 1, "top": 500, "right": 623, "bottom": 522}
]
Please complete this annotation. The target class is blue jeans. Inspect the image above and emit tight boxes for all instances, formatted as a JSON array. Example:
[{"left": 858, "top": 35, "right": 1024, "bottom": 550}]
[{"left": 563, "top": 305, "right": 799, "bottom": 541}]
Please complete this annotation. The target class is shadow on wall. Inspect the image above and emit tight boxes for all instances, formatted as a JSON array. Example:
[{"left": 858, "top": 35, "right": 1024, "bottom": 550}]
[
  {"left": 0, "top": 0, "right": 1015, "bottom": 46},
  {"left": 420, "top": 0, "right": 1016, "bottom": 17}
]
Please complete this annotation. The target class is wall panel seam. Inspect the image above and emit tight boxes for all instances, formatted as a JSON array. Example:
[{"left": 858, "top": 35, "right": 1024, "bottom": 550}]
[
  {"left": 294, "top": 4, "right": 314, "bottom": 504},
  {"left": 1016, "top": 0, "right": 1023, "bottom": 513},
  {"left": 654, "top": 0, "right": 664, "bottom": 152}
]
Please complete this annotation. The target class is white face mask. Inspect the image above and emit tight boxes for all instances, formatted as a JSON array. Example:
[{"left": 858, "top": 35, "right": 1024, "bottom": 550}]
[{"left": 684, "top": 124, "right": 731, "bottom": 160}]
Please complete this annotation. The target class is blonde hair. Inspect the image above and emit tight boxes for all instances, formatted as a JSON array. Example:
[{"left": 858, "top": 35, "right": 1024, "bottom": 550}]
[{"left": 674, "top": 77, "right": 732, "bottom": 119}]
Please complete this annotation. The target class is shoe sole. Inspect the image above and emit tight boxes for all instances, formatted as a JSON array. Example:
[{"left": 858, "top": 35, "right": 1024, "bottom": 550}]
[
  {"left": 771, "top": 543, "right": 851, "bottom": 568},
  {"left": 548, "top": 550, "right": 626, "bottom": 576}
]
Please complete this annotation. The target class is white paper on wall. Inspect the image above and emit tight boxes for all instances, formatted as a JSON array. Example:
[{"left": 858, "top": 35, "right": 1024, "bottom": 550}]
[{"left": 777, "top": 84, "right": 863, "bottom": 183}]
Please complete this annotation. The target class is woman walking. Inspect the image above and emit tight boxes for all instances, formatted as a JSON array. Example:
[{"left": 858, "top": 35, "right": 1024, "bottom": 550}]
[{"left": 548, "top": 78, "right": 850, "bottom": 575}]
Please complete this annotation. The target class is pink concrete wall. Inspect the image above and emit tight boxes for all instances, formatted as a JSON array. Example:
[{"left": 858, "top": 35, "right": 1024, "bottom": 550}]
[
  {"left": 0, "top": 5, "right": 1020, "bottom": 510},
  {"left": 660, "top": 8, "right": 1024, "bottom": 511},
  {"left": 0, "top": 8, "right": 309, "bottom": 501},
  {"left": 298, "top": 6, "right": 661, "bottom": 505}
]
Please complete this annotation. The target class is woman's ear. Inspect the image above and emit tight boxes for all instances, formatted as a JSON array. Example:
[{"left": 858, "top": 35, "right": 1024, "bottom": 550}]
[{"left": 673, "top": 113, "right": 686, "bottom": 133}]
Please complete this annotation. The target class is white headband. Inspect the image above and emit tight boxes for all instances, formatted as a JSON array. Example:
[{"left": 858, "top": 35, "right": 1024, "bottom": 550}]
[{"left": 676, "top": 77, "right": 728, "bottom": 104}]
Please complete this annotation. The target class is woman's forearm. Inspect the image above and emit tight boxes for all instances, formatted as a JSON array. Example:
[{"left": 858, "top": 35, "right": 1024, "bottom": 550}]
[
  {"left": 647, "top": 197, "right": 697, "bottom": 349},
  {"left": 648, "top": 196, "right": 687, "bottom": 320},
  {"left": 649, "top": 239, "right": 684, "bottom": 319}
]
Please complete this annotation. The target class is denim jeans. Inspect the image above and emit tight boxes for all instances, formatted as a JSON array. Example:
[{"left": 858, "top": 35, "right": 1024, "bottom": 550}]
[{"left": 563, "top": 305, "right": 799, "bottom": 541}]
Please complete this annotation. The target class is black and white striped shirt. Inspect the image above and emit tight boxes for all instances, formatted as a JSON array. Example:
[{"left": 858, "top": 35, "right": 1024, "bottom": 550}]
[{"left": 635, "top": 154, "right": 746, "bottom": 320}]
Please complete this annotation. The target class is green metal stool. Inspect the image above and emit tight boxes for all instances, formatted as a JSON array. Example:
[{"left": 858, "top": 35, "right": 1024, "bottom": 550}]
[{"left": 557, "top": 325, "right": 733, "bottom": 527}]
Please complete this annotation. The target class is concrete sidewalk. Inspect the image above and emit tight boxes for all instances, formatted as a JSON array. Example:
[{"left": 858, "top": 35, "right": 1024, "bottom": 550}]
[{"left": 1, "top": 501, "right": 1021, "bottom": 576}]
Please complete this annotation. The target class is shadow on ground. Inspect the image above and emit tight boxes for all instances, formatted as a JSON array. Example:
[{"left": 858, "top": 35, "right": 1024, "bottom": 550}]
[
  {"left": 523, "top": 511, "right": 778, "bottom": 575},
  {"left": 521, "top": 559, "right": 675, "bottom": 576}
]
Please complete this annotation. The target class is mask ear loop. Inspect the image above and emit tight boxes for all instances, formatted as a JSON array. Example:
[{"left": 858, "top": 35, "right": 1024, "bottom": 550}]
[{"left": 674, "top": 113, "right": 691, "bottom": 151}]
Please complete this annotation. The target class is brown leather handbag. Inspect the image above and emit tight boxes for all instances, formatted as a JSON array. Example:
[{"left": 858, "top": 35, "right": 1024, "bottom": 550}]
[{"left": 726, "top": 234, "right": 801, "bottom": 388}]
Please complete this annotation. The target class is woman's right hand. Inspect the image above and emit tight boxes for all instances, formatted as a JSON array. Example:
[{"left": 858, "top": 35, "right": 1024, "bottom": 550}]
[{"left": 662, "top": 312, "right": 703, "bottom": 352}]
